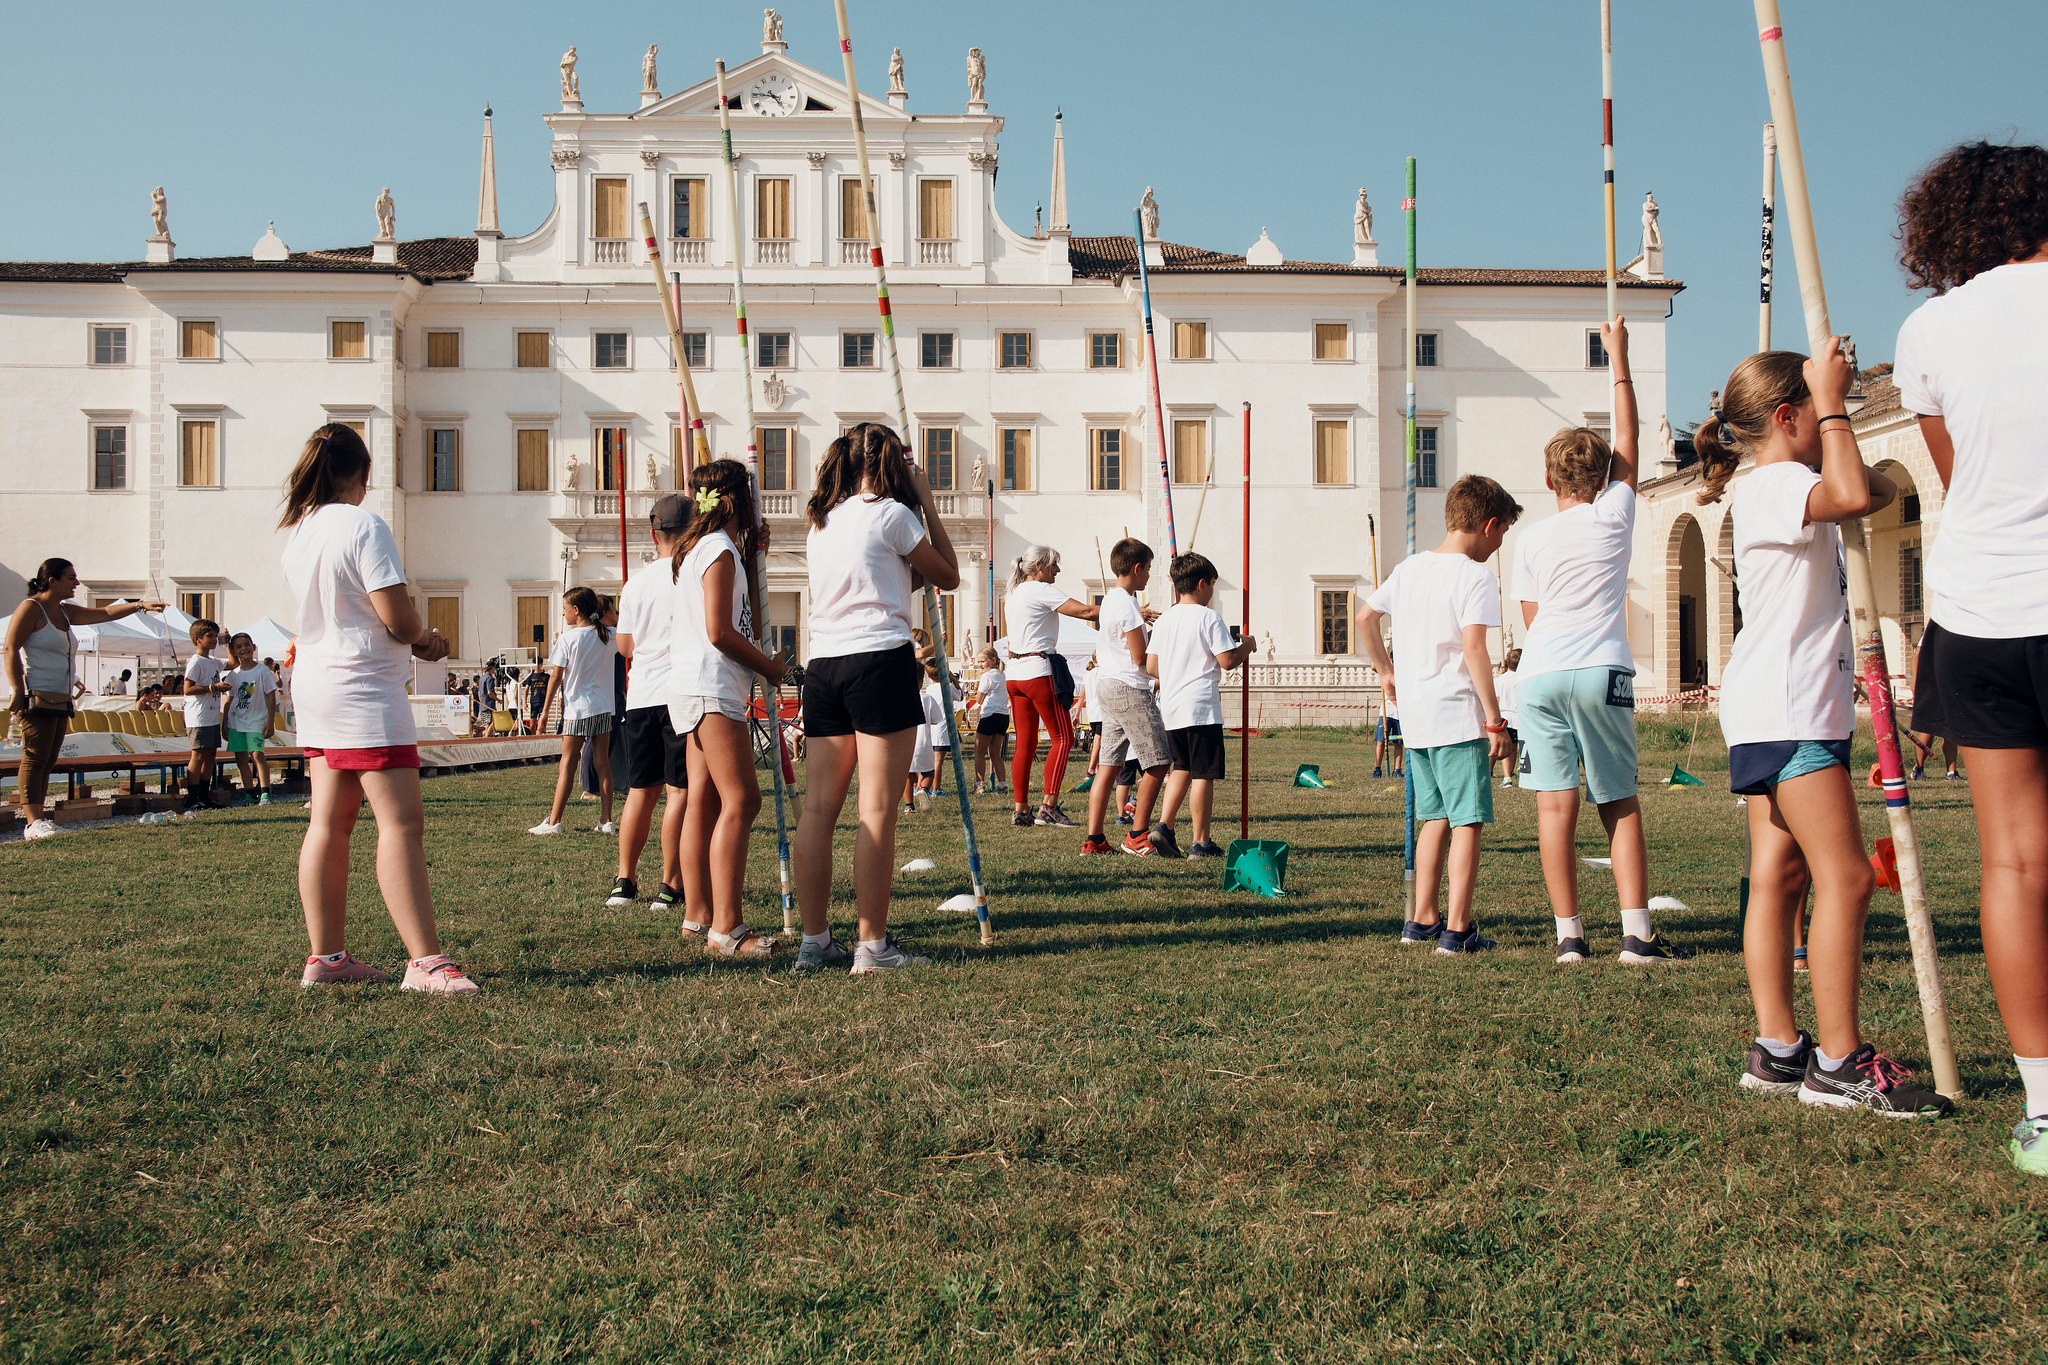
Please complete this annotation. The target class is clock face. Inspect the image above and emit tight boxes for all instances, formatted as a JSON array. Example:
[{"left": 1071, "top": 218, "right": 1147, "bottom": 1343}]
[{"left": 746, "top": 73, "right": 801, "bottom": 117}]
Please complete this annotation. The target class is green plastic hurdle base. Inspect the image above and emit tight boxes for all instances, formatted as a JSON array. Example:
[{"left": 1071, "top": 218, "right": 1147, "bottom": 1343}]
[
  {"left": 1664, "top": 766, "right": 1704, "bottom": 787},
  {"left": 1293, "top": 764, "right": 1327, "bottom": 788},
  {"left": 1222, "top": 838, "right": 1290, "bottom": 898}
]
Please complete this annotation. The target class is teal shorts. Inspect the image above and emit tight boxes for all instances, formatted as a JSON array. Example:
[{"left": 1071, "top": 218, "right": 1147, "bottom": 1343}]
[
  {"left": 1515, "top": 666, "right": 1639, "bottom": 804},
  {"left": 225, "top": 729, "right": 266, "bottom": 754},
  {"left": 1409, "top": 738, "right": 1494, "bottom": 828}
]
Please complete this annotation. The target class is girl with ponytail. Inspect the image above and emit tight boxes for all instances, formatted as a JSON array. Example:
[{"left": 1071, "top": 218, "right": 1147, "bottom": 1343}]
[{"left": 528, "top": 584, "right": 618, "bottom": 836}]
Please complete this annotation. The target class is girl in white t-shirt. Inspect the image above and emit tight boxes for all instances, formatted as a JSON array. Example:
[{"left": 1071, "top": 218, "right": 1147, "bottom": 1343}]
[
  {"left": 1699, "top": 342, "right": 1946, "bottom": 1117},
  {"left": 529, "top": 587, "right": 619, "bottom": 836},
  {"left": 792, "top": 424, "right": 961, "bottom": 973},
  {"left": 1893, "top": 140, "right": 2048, "bottom": 1162},
  {"left": 969, "top": 647, "right": 1010, "bottom": 794},
  {"left": 668, "top": 460, "right": 787, "bottom": 958},
  {"left": 278, "top": 423, "right": 475, "bottom": 993},
  {"left": 1003, "top": 545, "right": 1099, "bottom": 828}
]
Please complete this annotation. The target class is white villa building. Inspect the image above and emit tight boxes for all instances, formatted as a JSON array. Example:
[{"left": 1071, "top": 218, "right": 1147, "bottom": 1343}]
[{"left": 0, "top": 22, "right": 1682, "bottom": 709}]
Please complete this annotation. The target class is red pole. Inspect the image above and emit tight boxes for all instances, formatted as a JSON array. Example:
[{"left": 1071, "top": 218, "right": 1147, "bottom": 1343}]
[{"left": 1240, "top": 401, "right": 1250, "bottom": 842}]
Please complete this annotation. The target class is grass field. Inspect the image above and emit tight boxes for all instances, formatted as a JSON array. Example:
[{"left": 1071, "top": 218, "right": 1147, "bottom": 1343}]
[{"left": 3, "top": 719, "right": 2044, "bottom": 1362}]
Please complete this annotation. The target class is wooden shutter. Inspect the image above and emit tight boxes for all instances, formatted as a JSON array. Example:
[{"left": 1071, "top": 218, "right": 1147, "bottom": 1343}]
[
  {"left": 757, "top": 427, "right": 791, "bottom": 490},
  {"left": 427, "top": 597, "right": 462, "bottom": 653},
  {"left": 841, "top": 178, "right": 868, "bottom": 240},
  {"left": 517, "top": 429, "right": 550, "bottom": 491},
  {"left": 918, "top": 179, "right": 954, "bottom": 239},
  {"left": 1172, "top": 321, "right": 1206, "bottom": 359},
  {"left": 181, "top": 320, "right": 216, "bottom": 359},
  {"left": 1172, "top": 420, "right": 1206, "bottom": 484},
  {"left": 517, "top": 332, "right": 550, "bottom": 368},
  {"left": 756, "top": 179, "right": 791, "bottom": 238},
  {"left": 674, "top": 178, "right": 706, "bottom": 238},
  {"left": 180, "top": 420, "right": 217, "bottom": 486},
  {"left": 595, "top": 178, "right": 629, "bottom": 238},
  {"left": 331, "top": 320, "right": 366, "bottom": 359},
  {"left": 1314, "top": 323, "right": 1347, "bottom": 360},
  {"left": 1001, "top": 429, "right": 1031, "bottom": 491},
  {"left": 1315, "top": 420, "right": 1349, "bottom": 485},
  {"left": 426, "top": 332, "right": 460, "bottom": 368}
]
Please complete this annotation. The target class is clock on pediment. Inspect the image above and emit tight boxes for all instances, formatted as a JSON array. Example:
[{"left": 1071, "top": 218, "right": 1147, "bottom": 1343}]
[{"left": 746, "top": 72, "right": 802, "bottom": 116}]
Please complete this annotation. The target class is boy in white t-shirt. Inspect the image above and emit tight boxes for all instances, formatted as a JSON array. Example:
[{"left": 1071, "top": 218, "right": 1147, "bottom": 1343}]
[
  {"left": 1145, "top": 553, "right": 1254, "bottom": 859},
  {"left": 1513, "top": 317, "right": 1689, "bottom": 966},
  {"left": 222, "top": 632, "right": 281, "bottom": 803},
  {"left": 1084, "top": 537, "right": 1171, "bottom": 855},
  {"left": 181, "top": 619, "right": 230, "bottom": 812},
  {"left": 1359, "top": 476, "right": 1519, "bottom": 954}
]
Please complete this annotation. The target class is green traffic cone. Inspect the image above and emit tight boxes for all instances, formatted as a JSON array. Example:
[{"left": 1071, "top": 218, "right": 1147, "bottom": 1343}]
[
  {"left": 1666, "top": 766, "right": 1704, "bottom": 787},
  {"left": 1293, "top": 763, "right": 1327, "bottom": 788},
  {"left": 1072, "top": 772, "right": 1095, "bottom": 793},
  {"left": 1222, "top": 839, "right": 1290, "bottom": 898}
]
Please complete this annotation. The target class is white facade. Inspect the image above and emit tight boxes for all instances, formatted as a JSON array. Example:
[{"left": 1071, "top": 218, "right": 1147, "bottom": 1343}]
[{"left": 0, "top": 35, "right": 1681, "bottom": 678}]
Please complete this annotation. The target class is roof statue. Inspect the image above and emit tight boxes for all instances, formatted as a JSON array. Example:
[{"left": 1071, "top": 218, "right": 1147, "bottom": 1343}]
[
  {"left": 1140, "top": 186, "right": 1160, "bottom": 242},
  {"left": 563, "top": 456, "right": 582, "bottom": 491},
  {"left": 966, "top": 48, "right": 986, "bottom": 107},
  {"left": 374, "top": 187, "right": 395, "bottom": 242},
  {"left": 1658, "top": 413, "right": 1675, "bottom": 467},
  {"left": 559, "top": 47, "right": 579, "bottom": 105},
  {"left": 1641, "top": 191, "right": 1662, "bottom": 253},
  {"left": 149, "top": 186, "right": 169, "bottom": 240},
  {"left": 763, "top": 9, "right": 782, "bottom": 45},
  {"left": 642, "top": 44, "right": 658, "bottom": 96},
  {"left": 888, "top": 47, "right": 906, "bottom": 96},
  {"left": 1354, "top": 187, "right": 1375, "bottom": 246},
  {"left": 645, "top": 452, "right": 660, "bottom": 490}
]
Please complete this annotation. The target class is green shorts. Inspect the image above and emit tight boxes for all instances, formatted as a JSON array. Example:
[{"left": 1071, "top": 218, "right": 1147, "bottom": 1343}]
[
  {"left": 1516, "top": 666, "right": 1639, "bottom": 804},
  {"left": 1409, "top": 738, "right": 1494, "bottom": 828},
  {"left": 225, "top": 729, "right": 267, "bottom": 754}
]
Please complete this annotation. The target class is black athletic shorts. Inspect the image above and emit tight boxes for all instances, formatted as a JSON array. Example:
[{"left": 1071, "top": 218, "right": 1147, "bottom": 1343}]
[
  {"left": 1119, "top": 756, "right": 1139, "bottom": 786},
  {"left": 1912, "top": 621, "right": 2048, "bottom": 749},
  {"left": 803, "top": 643, "right": 924, "bottom": 738},
  {"left": 622, "top": 705, "right": 688, "bottom": 789},
  {"left": 1166, "top": 722, "right": 1226, "bottom": 781},
  {"left": 976, "top": 712, "right": 1010, "bottom": 737},
  {"left": 1089, "top": 720, "right": 1103, "bottom": 738}
]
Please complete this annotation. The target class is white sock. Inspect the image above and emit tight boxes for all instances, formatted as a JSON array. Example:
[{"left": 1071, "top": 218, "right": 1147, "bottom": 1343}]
[
  {"left": 1621, "top": 908, "right": 1654, "bottom": 941},
  {"left": 1554, "top": 915, "right": 1584, "bottom": 944},
  {"left": 859, "top": 936, "right": 888, "bottom": 953},
  {"left": 2017, "top": 1054, "right": 2048, "bottom": 1118},
  {"left": 1757, "top": 1036, "right": 1803, "bottom": 1059},
  {"left": 802, "top": 931, "right": 832, "bottom": 949},
  {"left": 314, "top": 950, "right": 348, "bottom": 965},
  {"left": 1817, "top": 1046, "right": 1851, "bottom": 1071}
]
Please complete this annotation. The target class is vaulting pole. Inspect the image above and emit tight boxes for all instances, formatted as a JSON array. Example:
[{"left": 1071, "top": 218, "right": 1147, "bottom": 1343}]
[
  {"left": 986, "top": 477, "right": 997, "bottom": 646},
  {"left": 1601, "top": 0, "right": 1619, "bottom": 321},
  {"left": 1134, "top": 211, "right": 1179, "bottom": 560},
  {"left": 834, "top": 0, "right": 991, "bottom": 944},
  {"left": 1240, "top": 401, "right": 1251, "bottom": 843},
  {"left": 1754, "top": 0, "right": 1956, "bottom": 1098},
  {"left": 640, "top": 206, "right": 711, "bottom": 468},
  {"left": 1760, "top": 121, "right": 1777, "bottom": 352},
  {"left": 715, "top": 60, "right": 796, "bottom": 937},
  {"left": 1402, "top": 157, "right": 1418, "bottom": 905}
]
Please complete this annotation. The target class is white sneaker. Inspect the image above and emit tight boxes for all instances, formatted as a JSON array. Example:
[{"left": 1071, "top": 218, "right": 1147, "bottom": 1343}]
[
  {"left": 595, "top": 821, "right": 618, "bottom": 834},
  {"left": 528, "top": 820, "right": 563, "bottom": 835},
  {"left": 849, "top": 934, "right": 930, "bottom": 975},
  {"left": 21, "top": 819, "right": 59, "bottom": 841},
  {"left": 400, "top": 954, "right": 480, "bottom": 995}
]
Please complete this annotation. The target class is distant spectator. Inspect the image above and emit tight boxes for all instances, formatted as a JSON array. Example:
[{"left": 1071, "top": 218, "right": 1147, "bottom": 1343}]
[{"left": 103, "top": 668, "right": 132, "bottom": 696}]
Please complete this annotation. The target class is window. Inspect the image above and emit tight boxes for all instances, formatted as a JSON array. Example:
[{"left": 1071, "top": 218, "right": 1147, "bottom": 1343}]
[
  {"left": 1091, "top": 428, "right": 1124, "bottom": 491},
  {"left": 999, "top": 428, "right": 1032, "bottom": 491},
  {"left": 426, "top": 597, "right": 462, "bottom": 654},
  {"left": 755, "top": 178, "right": 792, "bottom": 239},
  {"left": 758, "top": 427, "right": 793, "bottom": 491},
  {"left": 516, "top": 429, "right": 550, "bottom": 491},
  {"left": 330, "top": 320, "right": 366, "bottom": 360},
  {"left": 180, "top": 320, "right": 216, "bottom": 360},
  {"left": 1315, "top": 420, "right": 1349, "bottom": 485},
  {"left": 1416, "top": 426, "right": 1439, "bottom": 488},
  {"left": 998, "top": 332, "right": 1032, "bottom": 369},
  {"left": 91, "top": 326, "right": 127, "bottom": 365},
  {"left": 920, "top": 332, "right": 955, "bottom": 369},
  {"left": 1319, "top": 589, "right": 1355, "bottom": 655},
  {"left": 1089, "top": 332, "right": 1122, "bottom": 369},
  {"left": 595, "top": 427, "right": 628, "bottom": 491},
  {"left": 679, "top": 332, "right": 709, "bottom": 370},
  {"left": 1172, "top": 321, "right": 1207, "bottom": 359},
  {"left": 1901, "top": 542, "right": 1924, "bottom": 616},
  {"left": 594, "top": 177, "right": 630, "bottom": 239},
  {"left": 840, "top": 178, "right": 869, "bottom": 241},
  {"left": 517, "top": 331, "right": 551, "bottom": 368},
  {"left": 428, "top": 429, "right": 461, "bottom": 491},
  {"left": 179, "top": 420, "right": 218, "bottom": 486},
  {"left": 426, "top": 331, "right": 461, "bottom": 368},
  {"left": 1901, "top": 492, "right": 1921, "bottom": 525},
  {"left": 918, "top": 179, "right": 955, "bottom": 240},
  {"left": 92, "top": 426, "right": 127, "bottom": 490},
  {"left": 1314, "top": 323, "right": 1349, "bottom": 361},
  {"left": 517, "top": 596, "right": 552, "bottom": 653},
  {"left": 594, "top": 331, "right": 630, "bottom": 370},
  {"left": 1172, "top": 419, "right": 1207, "bottom": 485},
  {"left": 757, "top": 331, "right": 793, "bottom": 369},
  {"left": 1416, "top": 332, "right": 1439, "bottom": 367},
  {"left": 842, "top": 332, "right": 876, "bottom": 368},
  {"left": 178, "top": 590, "right": 218, "bottom": 622},
  {"left": 1586, "top": 329, "right": 1608, "bottom": 368},
  {"left": 672, "top": 177, "right": 707, "bottom": 238},
  {"left": 922, "top": 427, "right": 957, "bottom": 490}
]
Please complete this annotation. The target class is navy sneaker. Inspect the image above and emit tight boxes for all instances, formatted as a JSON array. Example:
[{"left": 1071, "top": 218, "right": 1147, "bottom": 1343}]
[
  {"left": 1398, "top": 919, "right": 1444, "bottom": 945},
  {"left": 1371, "top": 766, "right": 1383, "bottom": 779},
  {"left": 1185, "top": 840, "right": 1225, "bottom": 859},
  {"left": 1739, "top": 1031, "right": 1813, "bottom": 1097},
  {"left": 1555, "top": 935, "right": 1591, "bottom": 964},
  {"left": 1436, "top": 926, "right": 1498, "bottom": 955},
  {"left": 1147, "top": 822, "right": 1184, "bottom": 860},
  {"left": 1618, "top": 934, "right": 1695, "bottom": 964}
]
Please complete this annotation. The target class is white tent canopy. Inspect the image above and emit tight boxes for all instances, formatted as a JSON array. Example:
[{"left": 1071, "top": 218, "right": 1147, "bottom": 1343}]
[
  {"left": 158, "top": 603, "right": 198, "bottom": 636},
  {"left": 70, "top": 604, "right": 174, "bottom": 655},
  {"left": 234, "top": 616, "right": 296, "bottom": 657}
]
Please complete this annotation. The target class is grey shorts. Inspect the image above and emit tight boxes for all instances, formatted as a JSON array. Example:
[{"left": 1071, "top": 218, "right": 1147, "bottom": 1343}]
[
  {"left": 562, "top": 713, "right": 613, "bottom": 737},
  {"left": 667, "top": 694, "right": 750, "bottom": 736},
  {"left": 190, "top": 724, "right": 221, "bottom": 750},
  {"left": 1096, "top": 677, "right": 1170, "bottom": 772}
]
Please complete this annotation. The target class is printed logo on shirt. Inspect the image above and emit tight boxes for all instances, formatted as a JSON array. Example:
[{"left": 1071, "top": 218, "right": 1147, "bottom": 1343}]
[{"left": 1605, "top": 670, "right": 1635, "bottom": 710}]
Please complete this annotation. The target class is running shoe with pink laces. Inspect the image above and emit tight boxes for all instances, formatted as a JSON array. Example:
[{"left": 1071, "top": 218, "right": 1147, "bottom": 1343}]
[
  {"left": 300, "top": 952, "right": 394, "bottom": 987},
  {"left": 401, "top": 954, "right": 480, "bottom": 994}
]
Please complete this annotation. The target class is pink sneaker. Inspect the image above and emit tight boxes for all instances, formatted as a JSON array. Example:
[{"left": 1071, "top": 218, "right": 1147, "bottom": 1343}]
[
  {"left": 300, "top": 952, "right": 394, "bottom": 987},
  {"left": 401, "top": 954, "right": 480, "bottom": 995}
]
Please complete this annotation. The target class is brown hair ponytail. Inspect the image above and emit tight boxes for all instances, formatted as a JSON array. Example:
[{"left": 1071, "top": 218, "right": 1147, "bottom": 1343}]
[
  {"left": 1694, "top": 351, "right": 1810, "bottom": 505},
  {"left": 806, "top": 422, "right": 918, "bottom": 530},
  {"left": 25, "top": 557, "right": 73, "bottom": 596},
  {"left": 673, "top": 458, "right": 758, "bottom": 577},
  {"left": 563, "top": 586, "right": 610, "bottom": 643},
  {"left": 279, "top": 423, "right": 373, "bottom": 528}
]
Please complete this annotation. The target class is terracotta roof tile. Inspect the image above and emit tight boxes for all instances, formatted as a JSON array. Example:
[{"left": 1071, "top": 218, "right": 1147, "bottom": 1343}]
[
  {"left": 1852, "top": 375, "right": 1904, "bottom": 423},
  {"left": 1067, "top": 235, "right": 1683, "bottom": 289}
]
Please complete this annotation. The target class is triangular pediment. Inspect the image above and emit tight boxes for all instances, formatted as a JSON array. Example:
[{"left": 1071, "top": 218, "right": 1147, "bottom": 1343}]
[{"left": 633, "top": 52, "right": 904, "bottom": 122}]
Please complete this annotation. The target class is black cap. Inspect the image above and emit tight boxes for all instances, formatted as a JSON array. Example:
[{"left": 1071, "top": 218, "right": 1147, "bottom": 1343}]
[{"left": 651, "top": 493, "right": 690, "bottom": 532}]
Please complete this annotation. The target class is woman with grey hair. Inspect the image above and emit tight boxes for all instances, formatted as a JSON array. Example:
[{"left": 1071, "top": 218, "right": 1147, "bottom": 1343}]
[{"left": 1002, "top": 545, "right": 1098, "bottom": 827}]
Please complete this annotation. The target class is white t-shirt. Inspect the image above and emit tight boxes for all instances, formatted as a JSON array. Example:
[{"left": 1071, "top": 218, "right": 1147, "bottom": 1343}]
[
  {"left": 1496, "top": 668, "right": 1519, "bottom": 728},
  {"left": 977, "top": 668, "right": 1010, "bottom": 717},
  {"left": 1094, "top": 586, "right": 1152, "bottom": 689},
  {"left": 1363, "top": 550, "right": 1503, "bottom": 750},
  {"left": 1081, "top": 672, "right": 1101, "bottom": 722},
  {"left": 666, "top": 532, "right": 751, "bottom": 706},
  {"left": 1004, "top": 580, "right": 1073, "bottom": 683},
  {"left": 224, "top": 664, "right": 278, "bottom": 733},
  {"left": 805, "top": 495, "right": 926, "bottom": 659},
  {"left": 1514, "top": 480, "right": 1636, "bottom": 676},
  {"left": 923, "top": 682, "right": 949, "bottom": 749},
  {"left": 1718, "top": 461, "right": 1854, "bottom": 746},
  {"left": 1149, "top": 602, "right": 1237, "bottom": 730},
  {"left": 548, "top": 624, "right": 619, "bottom": 722},
  {"left": 616, "top": 554, "right": 678, "bottom": 712},
  {"left": 1894, "top": 261, "right": 2048, "bottom": 638},
  {"left": 281, "top": 502, "right": 415, "bottom": 748},
  {"left": 911, "top": 687, "right": 938, "bottom": 773},
  {"left": 183, "top": 653, "right": 224, "bottom": 727}
]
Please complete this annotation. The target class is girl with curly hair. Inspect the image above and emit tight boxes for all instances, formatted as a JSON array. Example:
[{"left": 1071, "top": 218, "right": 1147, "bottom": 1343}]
[{"left": 1893, "top": 140, "right": 2048, "bottom": 1173}]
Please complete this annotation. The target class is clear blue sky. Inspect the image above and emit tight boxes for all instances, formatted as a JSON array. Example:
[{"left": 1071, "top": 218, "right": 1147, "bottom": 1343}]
[{"left": 3, "top": 0, "right": 2041, "bottom": 419}]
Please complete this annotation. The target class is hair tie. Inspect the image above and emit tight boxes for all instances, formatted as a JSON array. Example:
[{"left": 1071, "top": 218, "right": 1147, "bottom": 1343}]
[{"left": 695, "top": 487, "right": 721, "bottom": 513}]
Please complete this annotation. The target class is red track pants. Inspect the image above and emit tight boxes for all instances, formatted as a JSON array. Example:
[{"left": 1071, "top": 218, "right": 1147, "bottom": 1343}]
[{"left": 1006, "top": 675, "right": 1072, "bottom": 804}]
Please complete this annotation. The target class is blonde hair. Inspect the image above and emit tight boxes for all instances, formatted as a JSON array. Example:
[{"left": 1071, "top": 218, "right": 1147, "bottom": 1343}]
[
  {"left": 1694, "top": 351, "right": 1810, "bottom": 505},
  {"left": 1543, "top": 428, "right": 1612, "bottom": 502},
  {"left": 1008, "top": 545, "right": 1059, "bottom": 591}
]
